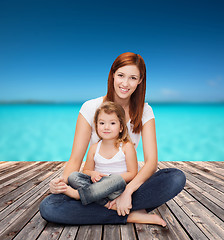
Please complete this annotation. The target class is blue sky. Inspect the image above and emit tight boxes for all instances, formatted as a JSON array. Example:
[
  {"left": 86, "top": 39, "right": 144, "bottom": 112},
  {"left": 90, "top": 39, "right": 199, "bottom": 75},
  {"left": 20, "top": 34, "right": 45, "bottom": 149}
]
[{"left": 0, "top": 0, "right": 223, "bottom": 102}]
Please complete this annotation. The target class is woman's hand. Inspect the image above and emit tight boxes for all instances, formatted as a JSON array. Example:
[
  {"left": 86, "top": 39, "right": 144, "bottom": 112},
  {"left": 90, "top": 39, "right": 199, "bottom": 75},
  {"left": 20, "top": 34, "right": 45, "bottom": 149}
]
[
  {"left": 49, "top": 176, "right": 68, "bottom": 194},
  {"left": 91, "top": 171, "right": 107, "bottom": 183},
  {"left": 109, "top": 189, "right": 133, "bottom": 216}
]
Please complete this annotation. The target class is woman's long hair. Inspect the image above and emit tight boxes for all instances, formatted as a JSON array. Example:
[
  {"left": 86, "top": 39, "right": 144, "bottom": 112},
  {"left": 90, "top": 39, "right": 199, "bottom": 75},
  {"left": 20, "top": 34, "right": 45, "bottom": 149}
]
[{"left": 106, "top": 52, "right": 146, "bottom": 133}]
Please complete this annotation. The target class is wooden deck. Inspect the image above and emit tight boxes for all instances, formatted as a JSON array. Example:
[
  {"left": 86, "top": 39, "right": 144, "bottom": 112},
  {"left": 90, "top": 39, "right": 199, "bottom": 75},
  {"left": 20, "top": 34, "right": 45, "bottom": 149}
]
[{"left": 0, "top": 161, "right": 223, "bottom": 240}]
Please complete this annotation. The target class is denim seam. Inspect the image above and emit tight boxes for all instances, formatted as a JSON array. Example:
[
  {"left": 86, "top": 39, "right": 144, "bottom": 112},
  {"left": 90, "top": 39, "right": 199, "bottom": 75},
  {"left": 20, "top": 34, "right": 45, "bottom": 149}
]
[{"left": 78, "top": 188, "right": 88, "bottom": 205}]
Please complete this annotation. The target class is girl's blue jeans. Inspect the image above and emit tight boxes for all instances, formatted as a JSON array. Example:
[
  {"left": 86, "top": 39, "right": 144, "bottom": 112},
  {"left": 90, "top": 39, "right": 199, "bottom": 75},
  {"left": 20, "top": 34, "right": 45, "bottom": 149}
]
[
  {"left": 39, "top": 168, "right": 186, "bottom": 225},
  {"left": 67, "top": 172, "right": 126, "bottom": 205}
]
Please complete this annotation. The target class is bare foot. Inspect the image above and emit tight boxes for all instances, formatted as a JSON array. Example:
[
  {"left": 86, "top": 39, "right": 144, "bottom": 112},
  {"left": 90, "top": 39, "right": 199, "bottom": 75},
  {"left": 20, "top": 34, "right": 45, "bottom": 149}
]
[
  {"left": 104, "top": 202, "right": 117, "bottom": 211},
  {"left": 65, "top": 186, "right": 80, "bottom": 200},
  {"left": 127, "top": 210, "right": 167, "bottom": 227}
]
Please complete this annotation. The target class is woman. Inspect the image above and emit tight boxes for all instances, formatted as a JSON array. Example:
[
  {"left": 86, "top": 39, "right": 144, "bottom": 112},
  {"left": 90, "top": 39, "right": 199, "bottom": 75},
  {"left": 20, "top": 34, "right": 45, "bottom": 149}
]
[{"left": 39, "top": 52, "right": 186, "bottom": 225}]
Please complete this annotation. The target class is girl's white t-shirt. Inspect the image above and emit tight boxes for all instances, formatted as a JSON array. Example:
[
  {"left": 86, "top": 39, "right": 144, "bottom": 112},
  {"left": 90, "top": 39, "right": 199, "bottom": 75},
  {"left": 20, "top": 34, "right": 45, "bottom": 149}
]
[{"left": 79, "top": 96, "right": 155, "bottom": 149}]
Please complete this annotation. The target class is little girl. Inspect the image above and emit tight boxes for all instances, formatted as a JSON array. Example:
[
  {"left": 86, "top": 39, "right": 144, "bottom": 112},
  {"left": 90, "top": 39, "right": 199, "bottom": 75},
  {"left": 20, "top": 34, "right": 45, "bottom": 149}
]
[
  {"left": 59, "top": 101, "right": 166, "bottom": 226},
  {"left": 65, "top": 101, "right": 138, "bottom": 206}
]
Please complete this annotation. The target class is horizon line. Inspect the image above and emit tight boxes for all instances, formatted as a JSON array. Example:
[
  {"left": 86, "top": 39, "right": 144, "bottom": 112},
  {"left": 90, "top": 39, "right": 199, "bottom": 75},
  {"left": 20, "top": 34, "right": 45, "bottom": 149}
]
[{"left": 0, "top": 99, "right": 224, "bottom": 105}]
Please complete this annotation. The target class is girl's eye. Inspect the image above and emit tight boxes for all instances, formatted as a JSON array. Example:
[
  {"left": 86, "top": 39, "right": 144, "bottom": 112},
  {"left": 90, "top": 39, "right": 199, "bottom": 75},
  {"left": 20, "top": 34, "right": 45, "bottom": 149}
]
[
  {"left": 111, "top": 122, "right": 116, "bottom": 125},
  {"left": 99, "top": 122, "right": 104, "bottom": 125}
]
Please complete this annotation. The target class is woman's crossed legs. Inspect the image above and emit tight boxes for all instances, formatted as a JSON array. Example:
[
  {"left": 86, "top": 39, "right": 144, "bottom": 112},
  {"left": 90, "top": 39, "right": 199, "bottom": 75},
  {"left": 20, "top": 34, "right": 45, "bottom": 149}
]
[{"left": 39, "top": 168, "right": 186, "bottom": 226}]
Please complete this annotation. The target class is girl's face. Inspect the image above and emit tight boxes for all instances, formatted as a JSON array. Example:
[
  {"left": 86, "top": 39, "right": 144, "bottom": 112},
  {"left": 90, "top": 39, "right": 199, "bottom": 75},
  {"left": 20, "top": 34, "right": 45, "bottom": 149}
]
[
  {"left": 97, "top": 111, "right": 122, "bottom": 141},
  {"left": 113, "top": 65, "right": 141, "bottom": 101}
]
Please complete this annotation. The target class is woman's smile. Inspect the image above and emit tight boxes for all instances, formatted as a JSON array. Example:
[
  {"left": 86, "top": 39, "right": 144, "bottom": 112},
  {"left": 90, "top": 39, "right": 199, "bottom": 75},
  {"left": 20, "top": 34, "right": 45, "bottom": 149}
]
[
  {"left": 113, "top": 65, "right": 141, "bottom": 100},
  {"left": 119, "top": 87, "right": 130, "bottom": 94}
]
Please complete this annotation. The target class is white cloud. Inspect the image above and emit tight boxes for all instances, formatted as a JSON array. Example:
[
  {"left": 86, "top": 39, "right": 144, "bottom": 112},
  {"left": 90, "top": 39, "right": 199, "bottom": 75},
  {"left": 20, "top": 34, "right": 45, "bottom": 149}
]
[
  {"left": 160, "top": 88, "right": 180, "bottom": 96},
  {"left": 207, "top": 76, "right": 222, "bottom": 87}
]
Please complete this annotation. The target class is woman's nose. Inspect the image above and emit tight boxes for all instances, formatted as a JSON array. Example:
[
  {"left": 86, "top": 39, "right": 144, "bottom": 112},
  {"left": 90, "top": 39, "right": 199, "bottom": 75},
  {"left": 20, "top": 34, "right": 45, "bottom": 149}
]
[{"left": 122, "top": 77, "right": 129, "bottom": 86}]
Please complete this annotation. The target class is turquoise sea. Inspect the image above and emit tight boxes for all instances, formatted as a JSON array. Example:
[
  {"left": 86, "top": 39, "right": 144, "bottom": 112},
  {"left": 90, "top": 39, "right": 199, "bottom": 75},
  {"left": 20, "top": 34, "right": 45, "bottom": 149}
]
[{"left": 0, "top": 103, "right": 224, "bottom": 161}]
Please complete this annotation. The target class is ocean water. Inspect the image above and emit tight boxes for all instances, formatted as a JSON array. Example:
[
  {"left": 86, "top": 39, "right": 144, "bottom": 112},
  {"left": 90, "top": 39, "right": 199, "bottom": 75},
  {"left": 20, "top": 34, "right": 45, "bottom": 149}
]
[{"left": 0, "top": 103, "right": 223, "bottom": 161}]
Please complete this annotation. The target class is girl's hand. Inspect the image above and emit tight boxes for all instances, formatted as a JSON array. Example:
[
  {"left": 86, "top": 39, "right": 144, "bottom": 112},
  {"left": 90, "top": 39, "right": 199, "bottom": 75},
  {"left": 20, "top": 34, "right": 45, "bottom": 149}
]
[
  {"left": 91, "top": 171, "right": 107, "bottom": 183},
  {"left": 109, "top": 189, "right": 132, "bottom": 216},
  {"left": 49, "top": 176, "right": 68, "bottom": 194}
]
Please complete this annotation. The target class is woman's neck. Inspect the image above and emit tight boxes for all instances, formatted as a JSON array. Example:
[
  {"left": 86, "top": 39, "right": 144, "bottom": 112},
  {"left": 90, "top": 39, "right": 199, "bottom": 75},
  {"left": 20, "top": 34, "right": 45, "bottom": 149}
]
[
  {"left": 103, "top": 95, "right": 130, "bottom": 122},
  {"left": 113, "top": 95, "right": 130, "bottom": 110}
]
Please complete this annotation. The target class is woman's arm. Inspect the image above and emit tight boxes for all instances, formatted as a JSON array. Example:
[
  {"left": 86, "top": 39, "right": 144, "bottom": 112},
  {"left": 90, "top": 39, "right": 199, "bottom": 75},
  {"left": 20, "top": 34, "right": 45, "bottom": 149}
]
[
  {"left": 49, "top": 113, "right": 91, "bottom": 194},
  {"left": 82, "top": 145, "right": 95, "bottom": 175},
  {"left": 109, "top": 119, "right": 158, "bottom": 215},
  {"left": 120, "top": 142, "right": 138, "bottom": 183},
  {"left": 126, "top": 118, "right": 158, "bottom": 193},
  {"left": 62, "top": 113, "right": 92, "bottom": 182}
]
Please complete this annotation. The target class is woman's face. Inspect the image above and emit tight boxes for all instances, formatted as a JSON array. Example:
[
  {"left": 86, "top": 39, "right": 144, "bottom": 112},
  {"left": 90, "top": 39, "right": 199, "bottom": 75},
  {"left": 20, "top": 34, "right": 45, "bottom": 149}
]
[{"left": 113, "top": 65, "right": 141, "bottom": 101}]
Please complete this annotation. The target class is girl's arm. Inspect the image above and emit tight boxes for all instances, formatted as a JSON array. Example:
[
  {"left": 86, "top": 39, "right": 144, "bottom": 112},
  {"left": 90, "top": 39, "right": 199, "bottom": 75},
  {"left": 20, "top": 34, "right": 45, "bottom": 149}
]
[
  {"left": 49, "top": 113, "right": 91, "bottom": 194},
  {"left": 83, "top": 144, "right": 107, "bottom": 182},
  {"left": 109, "top": 119, "right": 158, "bottom": 215},
  {"left": 120, "top": 142, "right": 138, "bottom": 182}
]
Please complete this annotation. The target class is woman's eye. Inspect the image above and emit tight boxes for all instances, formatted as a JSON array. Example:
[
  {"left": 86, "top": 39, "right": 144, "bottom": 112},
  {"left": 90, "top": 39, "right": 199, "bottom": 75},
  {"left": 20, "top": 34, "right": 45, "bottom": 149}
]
[
  {"left": 118, "top": 74, "right": 123, "bottom": 77},
  {"left": 131, "top": 77, "right": 137, "bottom": 80}
]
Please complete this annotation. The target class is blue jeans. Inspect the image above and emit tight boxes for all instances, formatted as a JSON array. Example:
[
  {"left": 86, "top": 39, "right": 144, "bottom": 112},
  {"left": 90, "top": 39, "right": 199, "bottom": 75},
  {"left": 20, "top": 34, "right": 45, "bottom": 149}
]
[
  {"left": 68, "top": 172, "right": 126, "bottom": 205},
  {"left": 39, "top": 168, "right": 186, "bottom": 225}
]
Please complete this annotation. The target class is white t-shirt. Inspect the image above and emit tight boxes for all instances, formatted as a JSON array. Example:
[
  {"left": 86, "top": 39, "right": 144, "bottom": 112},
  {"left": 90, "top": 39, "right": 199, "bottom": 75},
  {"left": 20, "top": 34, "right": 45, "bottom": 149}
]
[{"left": 79, "top": 96, "right": 155, "bottom": 149}]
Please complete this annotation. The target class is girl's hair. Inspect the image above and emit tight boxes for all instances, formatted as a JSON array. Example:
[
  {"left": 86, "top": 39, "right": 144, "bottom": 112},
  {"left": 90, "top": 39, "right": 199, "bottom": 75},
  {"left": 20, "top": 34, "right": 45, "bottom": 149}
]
[
  {"left": 106, "top": 52, "right": 146, "bottom": 133},
  {"left": 94, "top": 101, "right": 130, "bottom": 147}
]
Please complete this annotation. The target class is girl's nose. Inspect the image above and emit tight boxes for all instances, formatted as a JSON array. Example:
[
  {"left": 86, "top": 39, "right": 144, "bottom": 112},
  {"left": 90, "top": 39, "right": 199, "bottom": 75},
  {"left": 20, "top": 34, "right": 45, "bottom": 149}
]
[{"left": 104, "top": 123, "right": 109, "bottom": 129}]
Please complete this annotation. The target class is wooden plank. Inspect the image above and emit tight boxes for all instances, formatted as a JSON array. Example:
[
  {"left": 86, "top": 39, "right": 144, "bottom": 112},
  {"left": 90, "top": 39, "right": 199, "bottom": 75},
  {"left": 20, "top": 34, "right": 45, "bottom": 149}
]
[
  {"left": 160, "top": 162, "right": 224, "bottom": 205},
  {"left": 185, "top": 161, "right": 224, "bottom": 181},
  {"left": 120, "top": 224, "right": 137, "bottom": 240},
  {"left": 156, "top": 204, "right": 191, "bottom": 240},
  {"left": 37, "top": 222, "right": 64, "bottom": 240},
  {"left": 58, "top": 225, "right": 79, "bottom": 240},
  {"left": 135, "top": 207, "right": 190, "bottom": 240},
  {"left": 0, "top": 169, "right": 62, "bottom": 233},
  {"left": 75, "top": 225, "right": 103, "bottom": 240},
  {"left": 103, "top": 225, "right": 121, "bottom": 240},
  {"left": 0, "top": 192, "right": 47, "bottom": 240},
  {"left": 13, "top": 212, "right": 47, "bottom": 240},
  {"left": 0, "top": 164, "right": 63, "bottom": 221},
  {"left": 0, "top": 162, "right": 28, "bottom": 172},
  {"left": 160, "top": 161, "right": 224, "bottom": 206},
  {"left": 0, "top": 161, "right": 44, "bottom": 185},
  {"left": 198, "top": 161, "right": 224, "bottom": 177},
  {"left": 0, "top": 162, "right": 31, "bottom": 177},
  {"left": 184, "top": 180, "right": 224, "bottom": 221},
  {"left": 206, "top": 161, "right": 224, "bottom": 168},
  {"left": 0, "top": 161, "right": 223, "bottom": 240},
  {"left": 0, "top": 161, "right": 54, "bottom": 197},
  {"left": 0, "top": 162, "right": 63, "bottom": 212},
  {"left": 0, "top": 161, "right": 39, "bottom": 182},
  {"left": 160, "top": 162, "right": 224, "bottom": 222},
  {"left": 166, "top": 161, "right": 224, "bottom": 192},
  {"left": 165, "top": 199, "right": 208, "bottom": 239},
  {"left": 135, "top": 223, "right": 172, "bottom": 240},
  {"left": 174, "top": 190, "right": 224, "bottom": 240}
]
